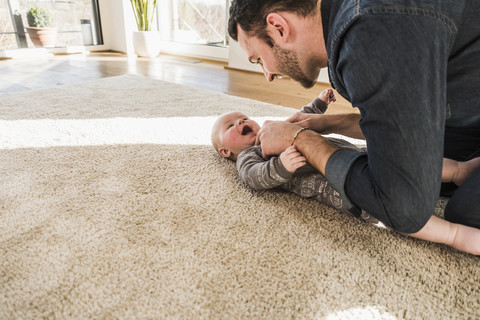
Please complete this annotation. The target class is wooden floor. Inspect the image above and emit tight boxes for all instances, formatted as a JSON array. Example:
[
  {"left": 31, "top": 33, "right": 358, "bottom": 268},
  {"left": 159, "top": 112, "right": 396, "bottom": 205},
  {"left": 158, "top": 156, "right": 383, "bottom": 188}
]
[{"left": 0, "top": 51, "right": 354, "bottom": 113}]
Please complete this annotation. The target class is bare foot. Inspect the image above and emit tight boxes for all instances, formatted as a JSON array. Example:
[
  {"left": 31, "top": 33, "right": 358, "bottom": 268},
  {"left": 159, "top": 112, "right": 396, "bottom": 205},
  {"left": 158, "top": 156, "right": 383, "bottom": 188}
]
[{"left": 452, "top": 157, "right": 480, "bottom": 186}]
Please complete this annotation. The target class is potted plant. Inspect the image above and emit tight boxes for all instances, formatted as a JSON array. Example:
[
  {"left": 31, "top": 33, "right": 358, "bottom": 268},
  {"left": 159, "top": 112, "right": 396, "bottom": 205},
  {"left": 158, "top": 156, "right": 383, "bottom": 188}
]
[
  {"left": 130, "top": 0, "right": 161, "bottom": 58},
  {"left": 25, "top": 6, "right": 57, "bottom": 48}
]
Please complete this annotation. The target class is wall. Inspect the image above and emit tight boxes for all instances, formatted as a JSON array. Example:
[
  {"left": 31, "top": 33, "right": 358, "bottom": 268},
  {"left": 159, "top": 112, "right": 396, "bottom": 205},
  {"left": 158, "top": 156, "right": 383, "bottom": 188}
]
[{"left": 98, "top": 0, "right": 136, "bottom": 54}]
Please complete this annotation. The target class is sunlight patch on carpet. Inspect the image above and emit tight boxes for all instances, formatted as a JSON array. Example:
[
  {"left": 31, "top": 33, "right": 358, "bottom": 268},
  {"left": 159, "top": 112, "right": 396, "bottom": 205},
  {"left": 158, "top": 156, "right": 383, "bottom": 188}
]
[
  {"left": 1, "top": 117, "right": 366, "bottom": 149},
  {"left": 326, "top": 306, "right": 399, "bottom": 320},
  {"left": 0, "top": 117, "right": 284, "bottom": 149}
]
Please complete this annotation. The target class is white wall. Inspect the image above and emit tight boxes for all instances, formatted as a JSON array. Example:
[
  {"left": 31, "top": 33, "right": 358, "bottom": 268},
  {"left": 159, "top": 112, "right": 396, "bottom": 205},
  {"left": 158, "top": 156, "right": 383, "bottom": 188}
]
[{"left": 98, "top": 0, "right": 136, "bottom": 53}]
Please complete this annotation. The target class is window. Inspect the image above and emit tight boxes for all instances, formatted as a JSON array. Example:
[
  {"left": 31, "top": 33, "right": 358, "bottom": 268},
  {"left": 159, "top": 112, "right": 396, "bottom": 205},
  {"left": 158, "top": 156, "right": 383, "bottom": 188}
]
[
  {"left": 0, "top": 0, "right": 102, "bottom": 51},
  {"left": 158, "top": 0, "right": 229, "bottom": 61}
]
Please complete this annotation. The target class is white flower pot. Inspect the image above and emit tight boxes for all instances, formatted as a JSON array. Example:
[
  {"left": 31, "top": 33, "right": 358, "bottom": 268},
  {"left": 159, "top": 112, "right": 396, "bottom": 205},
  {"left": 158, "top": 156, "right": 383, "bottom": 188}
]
[{"left": 132, "top": 31, "right": 161, "bottom": 58}]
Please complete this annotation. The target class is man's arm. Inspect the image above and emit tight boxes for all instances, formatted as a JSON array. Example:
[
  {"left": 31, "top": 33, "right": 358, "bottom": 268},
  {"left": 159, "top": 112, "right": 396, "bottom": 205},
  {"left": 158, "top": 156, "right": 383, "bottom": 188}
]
[
  {"left": 319, "top": 13, "right": 453, "bottom": 233},
  {"left": 255, "top": 121, "right": 340, "bottom": 177},
  {"left": 289, "top": 128, "right": 340, "bottom": 176},
  {"left": 287, "top": 112, "right": 365, "bottom": 140},
  {"left": 289, "top": 95, "right": 365, "bottom": 140},
  {"left": 410, "top": 215, "right": 480, "bottom": 256}
]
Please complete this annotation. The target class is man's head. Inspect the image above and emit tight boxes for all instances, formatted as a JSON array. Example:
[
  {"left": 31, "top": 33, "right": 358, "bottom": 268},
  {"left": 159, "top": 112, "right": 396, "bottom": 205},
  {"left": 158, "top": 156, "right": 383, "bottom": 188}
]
[
  {"left": 228, "top": 0, "right": 323, "bottom": 88},
  {"left": 211, "top": 111, "right": 261, "bottom": 161},
  {"left": 228, "top": 0, "right": 318, "bottom": 43}
]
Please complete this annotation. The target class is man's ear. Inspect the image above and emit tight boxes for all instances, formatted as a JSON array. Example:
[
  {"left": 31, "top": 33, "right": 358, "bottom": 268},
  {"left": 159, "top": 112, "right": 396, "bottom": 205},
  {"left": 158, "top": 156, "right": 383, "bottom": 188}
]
[
  {"left": 266, "top": 13, "right": 291, "bottom": 43},
  {"left": 219, "top": 147, "right": 232, "bottom": 159}
]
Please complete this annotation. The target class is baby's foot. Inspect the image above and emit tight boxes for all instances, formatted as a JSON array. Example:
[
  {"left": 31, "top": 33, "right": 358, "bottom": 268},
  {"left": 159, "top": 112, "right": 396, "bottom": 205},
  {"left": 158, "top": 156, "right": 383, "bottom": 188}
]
[
  {"left": 453, "top": 157, "right": 480, "bottom": 186},
  {"left": 318, "top": 88, "right": 337, "bottom": 105}
]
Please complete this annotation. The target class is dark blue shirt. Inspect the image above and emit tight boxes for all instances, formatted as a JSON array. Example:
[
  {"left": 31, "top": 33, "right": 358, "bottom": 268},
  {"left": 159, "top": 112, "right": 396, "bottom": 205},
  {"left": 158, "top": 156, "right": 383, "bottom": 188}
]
[{"left": 321, "top": 0, "right": 480, "bottom": 233}]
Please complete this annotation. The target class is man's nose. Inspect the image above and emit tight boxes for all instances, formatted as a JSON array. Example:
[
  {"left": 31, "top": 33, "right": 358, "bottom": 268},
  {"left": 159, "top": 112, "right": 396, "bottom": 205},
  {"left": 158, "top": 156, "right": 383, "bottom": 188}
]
[
  {"left": 261, "top": 65, "right": 276, "bottom": 82},
  {"left": 265, "top": 73, "right": 276, "bottom": 82}
]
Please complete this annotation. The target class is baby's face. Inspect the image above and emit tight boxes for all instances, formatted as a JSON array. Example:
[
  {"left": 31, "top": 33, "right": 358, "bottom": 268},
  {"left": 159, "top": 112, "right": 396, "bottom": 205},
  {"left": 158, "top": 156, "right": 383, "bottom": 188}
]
[{"left": 217, "top": 112, "right": 261, "bottom": 157}]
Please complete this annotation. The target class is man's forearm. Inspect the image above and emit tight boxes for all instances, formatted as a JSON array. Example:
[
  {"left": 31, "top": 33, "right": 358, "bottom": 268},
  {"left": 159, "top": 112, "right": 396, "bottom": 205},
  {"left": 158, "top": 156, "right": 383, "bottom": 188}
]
[
  {"left": 321, "top": 113, "right": 364, "bottom": 139},
  {"left": 410, "top": 215, "right": 455, "bottom": 245},
  {"left": 293, "top": 129, "right": 340, "bottom": 175},
  {"left": 410, "top": 215, "right": 480, "bottom": 255}
]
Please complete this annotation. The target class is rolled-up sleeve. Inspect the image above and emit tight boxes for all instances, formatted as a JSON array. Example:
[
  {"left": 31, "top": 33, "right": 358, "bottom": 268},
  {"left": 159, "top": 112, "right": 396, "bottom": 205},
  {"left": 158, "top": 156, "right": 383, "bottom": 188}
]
[{"left": 325, "top": 149, "right": 365, "bottom": 218}]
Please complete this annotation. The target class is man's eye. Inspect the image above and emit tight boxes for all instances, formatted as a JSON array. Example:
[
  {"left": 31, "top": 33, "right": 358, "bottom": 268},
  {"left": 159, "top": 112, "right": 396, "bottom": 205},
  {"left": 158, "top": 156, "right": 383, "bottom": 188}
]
[{"left": 227, "top": 124, "right": 233, "bottom": 128}]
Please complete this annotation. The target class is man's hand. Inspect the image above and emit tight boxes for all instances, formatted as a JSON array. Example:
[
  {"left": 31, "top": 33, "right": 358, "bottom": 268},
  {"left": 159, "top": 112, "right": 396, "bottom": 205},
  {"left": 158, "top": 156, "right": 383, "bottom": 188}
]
[
  {"left": 280, "top": 145, "right": 307, "bottom": 172},
  {"left": 255, "top": 121, "right": 301, "bottom": 157},
  {"left": 257, "top": 120, "right": 340, "bottom": 175}
]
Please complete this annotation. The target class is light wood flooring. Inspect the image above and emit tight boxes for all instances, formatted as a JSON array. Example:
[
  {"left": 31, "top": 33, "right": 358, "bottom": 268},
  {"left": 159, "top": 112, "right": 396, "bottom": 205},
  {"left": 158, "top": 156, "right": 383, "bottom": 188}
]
[{"left": 0, "top": 51, "right": 354, "bottom": 113}]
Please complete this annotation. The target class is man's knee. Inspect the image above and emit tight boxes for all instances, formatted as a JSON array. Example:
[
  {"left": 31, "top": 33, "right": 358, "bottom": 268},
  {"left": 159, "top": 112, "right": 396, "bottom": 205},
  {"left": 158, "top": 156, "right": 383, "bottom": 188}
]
[{"left": 444, "top": 169, "right": 480, "bottom": 229}]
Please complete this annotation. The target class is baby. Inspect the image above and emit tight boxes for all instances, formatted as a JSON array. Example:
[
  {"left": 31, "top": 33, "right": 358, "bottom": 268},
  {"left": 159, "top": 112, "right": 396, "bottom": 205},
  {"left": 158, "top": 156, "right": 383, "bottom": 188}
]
[
  {"left": 211, "top": 89, "right": 480, "bottom": 255},
  {"left": 211, "top": 89, "right": 361, "bottom": 217}
]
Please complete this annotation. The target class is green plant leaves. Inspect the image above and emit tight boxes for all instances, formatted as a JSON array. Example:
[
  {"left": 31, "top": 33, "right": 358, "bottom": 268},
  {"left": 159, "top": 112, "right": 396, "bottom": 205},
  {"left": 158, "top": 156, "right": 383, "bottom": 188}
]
[
  {"left": 26, "top": 6, "right": 53, "bottom": 28},
  {"left": 130, "top": 0, "right": 158, "bottom": 31}
]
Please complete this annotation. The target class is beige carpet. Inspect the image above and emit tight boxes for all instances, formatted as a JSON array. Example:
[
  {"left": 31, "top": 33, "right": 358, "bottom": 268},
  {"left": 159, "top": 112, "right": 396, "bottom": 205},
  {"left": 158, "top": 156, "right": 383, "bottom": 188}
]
[{"left": 0, "top": 74, "right": 478, "bottom": 319}]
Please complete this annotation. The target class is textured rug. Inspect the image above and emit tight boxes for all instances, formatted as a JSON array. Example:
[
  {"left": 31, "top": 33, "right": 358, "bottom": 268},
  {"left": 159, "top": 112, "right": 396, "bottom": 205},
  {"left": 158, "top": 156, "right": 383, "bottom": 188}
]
[{"left": 0, "top": 74, "right": 478, "bottom": 319}]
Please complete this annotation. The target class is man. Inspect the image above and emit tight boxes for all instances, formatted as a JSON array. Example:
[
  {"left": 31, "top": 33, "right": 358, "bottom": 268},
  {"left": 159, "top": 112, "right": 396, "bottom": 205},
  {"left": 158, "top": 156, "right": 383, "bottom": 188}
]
[{"left": 228, "top": 0, "right": 480, "bottom": 240}]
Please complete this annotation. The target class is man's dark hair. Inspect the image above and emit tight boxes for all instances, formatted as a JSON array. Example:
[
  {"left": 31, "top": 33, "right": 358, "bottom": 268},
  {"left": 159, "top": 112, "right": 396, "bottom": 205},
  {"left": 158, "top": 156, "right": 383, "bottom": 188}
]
[{"left": 228, "top": 0, "right": 318, "bottom": 47}]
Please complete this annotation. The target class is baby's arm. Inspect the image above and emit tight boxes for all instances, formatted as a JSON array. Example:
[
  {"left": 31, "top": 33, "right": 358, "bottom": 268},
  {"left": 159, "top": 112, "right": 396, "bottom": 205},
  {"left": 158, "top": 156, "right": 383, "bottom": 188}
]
[
  {"left": 236, "top": 147, "right": 294, "bottom": 190},
  {"left": 300, "top": 88, "right": 335, "bottom": 114},
  {"left": 410, "top": 215, "right": 480, "bottom": 255},
  {"left": 442, "top": 157, "right": 480, "bottom": 186},
  {"left": 318, "top": 88, "right": 337, "bottom": 104}
]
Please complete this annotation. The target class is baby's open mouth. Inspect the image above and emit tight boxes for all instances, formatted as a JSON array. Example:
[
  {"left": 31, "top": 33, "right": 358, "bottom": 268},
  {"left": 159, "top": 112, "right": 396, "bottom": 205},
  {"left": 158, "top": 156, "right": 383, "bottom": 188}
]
[{"left": 242, "top": 125, "right": 253, "bottom": 135}]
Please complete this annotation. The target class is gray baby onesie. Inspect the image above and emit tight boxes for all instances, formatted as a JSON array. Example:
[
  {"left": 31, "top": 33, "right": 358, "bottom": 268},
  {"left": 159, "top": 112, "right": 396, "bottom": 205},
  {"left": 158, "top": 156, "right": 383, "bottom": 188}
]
[{"left": 236, "top": 97, "right": 371, "bottom": 219}]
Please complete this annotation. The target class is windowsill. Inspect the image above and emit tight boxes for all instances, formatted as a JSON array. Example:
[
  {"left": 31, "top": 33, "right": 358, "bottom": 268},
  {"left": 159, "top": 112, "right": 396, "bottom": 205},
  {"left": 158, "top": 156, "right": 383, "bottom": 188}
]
[
  {"left": 0, "top": 44, "right": 109, "bottom": 59},
  {"left": 158, "top": 41, "right": 228, "bottom": 62},
  {"left": 0, "top": 42, "right": 228, "bottom": 63}
]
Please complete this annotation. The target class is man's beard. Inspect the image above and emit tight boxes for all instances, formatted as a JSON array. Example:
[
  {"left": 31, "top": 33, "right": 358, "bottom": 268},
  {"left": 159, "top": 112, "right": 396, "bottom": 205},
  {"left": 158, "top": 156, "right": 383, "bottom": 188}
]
[{"left": 273, "top": 45, "right": 317, "bottom": 89}]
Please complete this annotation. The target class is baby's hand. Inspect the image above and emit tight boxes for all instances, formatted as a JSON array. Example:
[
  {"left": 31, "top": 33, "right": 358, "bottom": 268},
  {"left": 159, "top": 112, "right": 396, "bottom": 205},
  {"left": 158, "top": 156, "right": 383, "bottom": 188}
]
[
  {"left": 319, "top": 88, "right": 336, "bottom": 105},
  {"left": 279, "top": 145, "right": 307, "bottom": 173}
]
